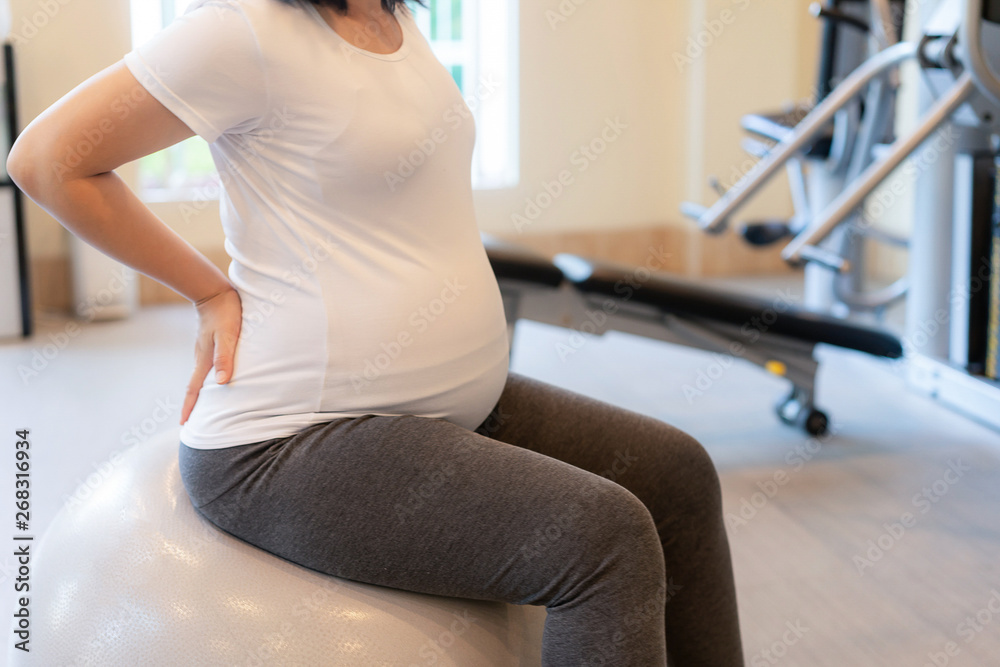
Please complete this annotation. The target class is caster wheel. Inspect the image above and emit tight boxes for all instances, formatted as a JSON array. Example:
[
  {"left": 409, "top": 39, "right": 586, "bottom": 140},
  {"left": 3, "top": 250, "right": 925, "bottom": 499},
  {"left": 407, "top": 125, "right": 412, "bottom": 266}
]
[
  {"left": 775, "top": 393, "right": 829, "bottom": 436},
  {"left": 803, "top": 409, "right": 829, "bottom": 436}
]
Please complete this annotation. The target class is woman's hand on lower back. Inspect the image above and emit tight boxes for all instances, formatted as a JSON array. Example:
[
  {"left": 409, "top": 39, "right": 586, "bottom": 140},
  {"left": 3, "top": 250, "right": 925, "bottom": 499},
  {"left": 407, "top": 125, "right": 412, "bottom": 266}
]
[{"left": 181, "top": 287, "right": 243, "bottom": 426}]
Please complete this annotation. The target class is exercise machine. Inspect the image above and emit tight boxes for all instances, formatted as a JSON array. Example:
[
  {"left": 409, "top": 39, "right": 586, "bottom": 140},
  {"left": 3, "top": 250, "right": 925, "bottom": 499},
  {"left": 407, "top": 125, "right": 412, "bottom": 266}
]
[
  {"left": 678, "top": 0, "right": 1000, "bottom": 427},
  {"left": 682, "top": 0, "right": 910, "bottom": 320}
]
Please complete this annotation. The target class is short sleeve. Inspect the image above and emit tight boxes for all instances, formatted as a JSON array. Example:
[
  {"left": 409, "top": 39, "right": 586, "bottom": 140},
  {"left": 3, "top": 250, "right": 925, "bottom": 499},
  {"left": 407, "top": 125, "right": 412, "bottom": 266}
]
[{"left": 123, "top": 0, "right": 268, "bottom": 143}]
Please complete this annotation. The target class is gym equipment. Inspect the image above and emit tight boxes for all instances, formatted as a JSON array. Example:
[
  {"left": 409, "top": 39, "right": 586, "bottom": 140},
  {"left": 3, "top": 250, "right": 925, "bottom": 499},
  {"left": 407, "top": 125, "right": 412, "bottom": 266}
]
[
  {"left": 484, "top": 235, "right": 902, "bottom": 436},
  {"left": 679, "top": 0, "right": 1000, "bottom": 427},
  {"left": 682, "top": 0, "right": 911, "bottom": 319},
  {"left": 10, "top": 427, "right": 546, "bottom": 666},
  {"left": 904, "top": 0, "right": 1000, "bottom": 426}
]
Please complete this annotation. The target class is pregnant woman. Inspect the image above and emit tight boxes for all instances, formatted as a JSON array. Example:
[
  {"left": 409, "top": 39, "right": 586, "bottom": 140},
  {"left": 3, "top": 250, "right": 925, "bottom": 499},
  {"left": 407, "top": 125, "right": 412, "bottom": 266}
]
[{"left": 7, "top": 0, "right": 744, "bottom": 664}]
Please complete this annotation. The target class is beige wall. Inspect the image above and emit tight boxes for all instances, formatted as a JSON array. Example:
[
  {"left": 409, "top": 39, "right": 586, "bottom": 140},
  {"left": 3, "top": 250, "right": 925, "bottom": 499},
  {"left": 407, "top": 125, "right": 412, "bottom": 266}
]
[
  {"left": 478, "top": 0, "right": 820, "bottom": 237},
  {"left": 10, "top": 0, "right": 138, "bottom": 307},
  {"left": 11, "top": 0, "right": 136, "bottom": 251},
  {"left": 11, "top": 0, "right": 820, "bottom": 309},
  {"left": 685, "top": 0, "right": 818, "bottom": 208},
  {"left": 680, "top": 0, "right": 819, "bottom": 272}
]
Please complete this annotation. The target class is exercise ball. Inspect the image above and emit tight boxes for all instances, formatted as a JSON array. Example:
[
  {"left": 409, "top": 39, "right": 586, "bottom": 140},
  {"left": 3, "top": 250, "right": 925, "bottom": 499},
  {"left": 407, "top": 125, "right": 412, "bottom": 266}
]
[{"left": 10, "top": 427, "right": 545, "bottom": 666}]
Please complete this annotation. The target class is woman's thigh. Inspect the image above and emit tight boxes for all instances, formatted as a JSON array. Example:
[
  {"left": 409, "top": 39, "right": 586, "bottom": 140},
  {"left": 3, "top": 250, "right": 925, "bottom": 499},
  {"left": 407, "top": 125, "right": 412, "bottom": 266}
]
[
  {"left": 477, "top": 372, "right": 726, "bottom": 538},
  {"left": 479, "top": 374, "right": 744, "bottom": 666},
  {"left": 179, "top": 412, "right": 665, "bottom": 610}
]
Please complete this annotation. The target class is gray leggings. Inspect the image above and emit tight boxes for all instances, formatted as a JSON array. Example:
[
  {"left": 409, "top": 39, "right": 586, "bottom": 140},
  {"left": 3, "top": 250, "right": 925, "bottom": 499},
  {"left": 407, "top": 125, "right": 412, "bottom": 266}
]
[{"left": 179, "top": 372, "right": 743, "bottom": 666}]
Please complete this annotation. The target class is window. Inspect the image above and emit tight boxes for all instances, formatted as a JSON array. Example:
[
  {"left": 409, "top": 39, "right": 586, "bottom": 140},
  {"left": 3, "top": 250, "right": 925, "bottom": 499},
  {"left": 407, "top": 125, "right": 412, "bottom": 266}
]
[
  {"left": 130, "top": 0, "right": 218, "bottom": 202},
  {"left": 129, "top": 0, "right": 519, "bottom": 201},
  {"left": 411, "top": 0, "right": 519, "bottom": 189}
]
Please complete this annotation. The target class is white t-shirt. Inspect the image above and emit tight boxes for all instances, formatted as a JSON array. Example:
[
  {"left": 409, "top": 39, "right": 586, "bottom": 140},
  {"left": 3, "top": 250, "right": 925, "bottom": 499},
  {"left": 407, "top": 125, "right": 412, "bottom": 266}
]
[{"left": 124, "top": 0, "right": 510, "bottom": 449}]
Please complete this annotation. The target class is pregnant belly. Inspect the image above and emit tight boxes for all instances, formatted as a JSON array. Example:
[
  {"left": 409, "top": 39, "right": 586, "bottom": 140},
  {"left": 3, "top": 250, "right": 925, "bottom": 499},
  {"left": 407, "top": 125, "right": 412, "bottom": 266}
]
[
  {"left": 222, "top": 244, "right": 510, "bottom": 430},
  {"left": 320, "top": 263, "right": 510, "bottom": 415}
]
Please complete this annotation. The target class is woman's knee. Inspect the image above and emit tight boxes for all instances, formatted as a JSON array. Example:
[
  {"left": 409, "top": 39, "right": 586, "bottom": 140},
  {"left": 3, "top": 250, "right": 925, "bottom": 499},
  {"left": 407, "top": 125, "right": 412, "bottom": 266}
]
[
  {"left": 577, "top": 481, "right": 666, "bottom": 578},
  {"left": 676, "top": 430, "right": 724, "bottom": 507},
  {"left": 514, "top": 480, "right": 656, "bottom": 562},
  {"left": 610, "top": 427, "right": 726, "bottom": 557},
  {"left": 647, "top": 427, "right": 724, "bottom": 512},
  {"left": 556, "top": 483, "right": 668, "bottom": 622}
]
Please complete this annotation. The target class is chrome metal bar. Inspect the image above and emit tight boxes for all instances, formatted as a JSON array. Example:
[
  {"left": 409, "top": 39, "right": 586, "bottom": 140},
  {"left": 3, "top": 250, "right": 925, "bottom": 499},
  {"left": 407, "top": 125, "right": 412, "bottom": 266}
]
[
  {"left": 786, "top": 156, "right": 810, "bottom": 229},
  {"left": 689, "top": 41, "right": 919, "bottom": 233},
  {"left": 783, "top": 71, "right": 975, "bottom": 264},
  {"left": 835, "top": 275, "right": 908, "bottom": 310},
  {"left": 799, "top": 245, "right": 850, "bottom": 272}
]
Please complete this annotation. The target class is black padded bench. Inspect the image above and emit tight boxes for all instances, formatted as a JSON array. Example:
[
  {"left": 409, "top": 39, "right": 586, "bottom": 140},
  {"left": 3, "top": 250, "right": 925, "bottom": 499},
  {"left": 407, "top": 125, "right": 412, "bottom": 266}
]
[
  {"left": 482, "top": 234, "right": 904, "bottom": 435},
  {"left": 552, "top": 254, "right": 902, "bottom": 360}
]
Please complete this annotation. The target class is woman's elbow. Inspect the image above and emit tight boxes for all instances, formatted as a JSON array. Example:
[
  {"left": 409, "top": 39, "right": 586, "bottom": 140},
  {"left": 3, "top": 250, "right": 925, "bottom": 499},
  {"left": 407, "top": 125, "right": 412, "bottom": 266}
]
[
  {"left": 7, "top": 126, "right": 69, "bottom": 203},
  {"left": 7, "top": 131, "right": 44, "bottom": 199}
]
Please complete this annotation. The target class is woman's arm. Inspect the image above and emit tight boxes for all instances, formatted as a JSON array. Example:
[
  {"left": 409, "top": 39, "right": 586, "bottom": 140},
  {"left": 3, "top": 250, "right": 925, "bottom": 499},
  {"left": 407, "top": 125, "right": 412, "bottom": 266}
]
[
  {"left": 7, "top": 60, "right": 242, "bottom": 425},
  {"left": 7, "top": 60, "right": 229, "bottom": 303}
]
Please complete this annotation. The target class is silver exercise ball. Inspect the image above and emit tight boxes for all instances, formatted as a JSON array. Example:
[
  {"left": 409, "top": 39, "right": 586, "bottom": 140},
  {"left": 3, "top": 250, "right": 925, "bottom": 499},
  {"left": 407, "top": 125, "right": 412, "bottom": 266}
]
[{"left": 10, "top": 427, "right": 545, "bottom": 666}]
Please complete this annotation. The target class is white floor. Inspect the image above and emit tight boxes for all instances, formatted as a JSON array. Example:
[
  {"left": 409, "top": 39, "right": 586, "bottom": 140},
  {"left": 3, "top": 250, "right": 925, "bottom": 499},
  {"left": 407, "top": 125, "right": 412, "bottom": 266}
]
[{"left": 3, "top": 299, "right": 1000, "bottom": 665}]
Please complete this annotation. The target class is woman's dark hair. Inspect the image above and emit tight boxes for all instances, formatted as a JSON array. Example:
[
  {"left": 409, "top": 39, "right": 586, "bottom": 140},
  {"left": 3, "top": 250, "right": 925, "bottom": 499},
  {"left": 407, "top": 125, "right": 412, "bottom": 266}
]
[{"left": 281, "top": 0, "right": 426, "bottom": 12}]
